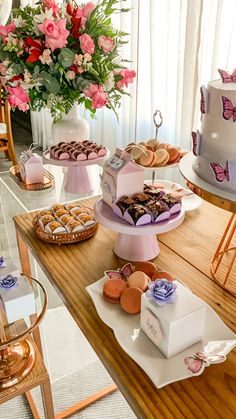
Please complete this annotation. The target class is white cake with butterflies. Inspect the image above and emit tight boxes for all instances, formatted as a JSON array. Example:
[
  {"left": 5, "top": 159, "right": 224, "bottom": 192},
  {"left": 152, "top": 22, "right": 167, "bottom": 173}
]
[{"left": 192, "top": 69, "right": 236, "bottom": 193}]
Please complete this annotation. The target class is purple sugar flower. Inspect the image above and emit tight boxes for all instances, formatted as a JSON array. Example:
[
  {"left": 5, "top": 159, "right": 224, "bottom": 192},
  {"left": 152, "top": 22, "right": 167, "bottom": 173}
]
[
  {"left": 0, "top": 274, "right": 18, "bottom": 290},
  {"left": 0, "top": 256, "right": 6, "bottom": 268},
  {"left": 146, "top": 279, "right": 177, "bottom": 306}
]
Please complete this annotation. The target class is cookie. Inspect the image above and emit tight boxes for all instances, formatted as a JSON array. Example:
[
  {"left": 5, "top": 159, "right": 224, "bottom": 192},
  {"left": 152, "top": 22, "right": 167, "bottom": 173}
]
[
  {"left": 139, "top": 150, "right": 154, "bottom": 167},
  {"left": 155, "top": 149, "right": 169, "bottom": 166},
  {"left": 120, "top": 287, "right": 143, "bottom": 314},
  {"left": 151, "top": 270, "right": 175, "bottom": 281},
  {"left": 167, "top": 147, "right": 179, "bottom": 163}
]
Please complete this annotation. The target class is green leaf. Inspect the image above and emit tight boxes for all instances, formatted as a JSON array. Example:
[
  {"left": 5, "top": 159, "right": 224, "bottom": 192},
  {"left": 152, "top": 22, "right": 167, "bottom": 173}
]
[
  {"left": 58, "top": 48, "right": 75, "bottom": 68},
  {"left": 39, "top": 71, "right": 60, "bottom": 93}
]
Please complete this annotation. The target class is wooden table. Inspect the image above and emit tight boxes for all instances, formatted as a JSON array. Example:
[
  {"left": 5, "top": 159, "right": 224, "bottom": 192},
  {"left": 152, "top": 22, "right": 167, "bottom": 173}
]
[{"left": 14, "top": 198, "right": 236, "bottom": 419}]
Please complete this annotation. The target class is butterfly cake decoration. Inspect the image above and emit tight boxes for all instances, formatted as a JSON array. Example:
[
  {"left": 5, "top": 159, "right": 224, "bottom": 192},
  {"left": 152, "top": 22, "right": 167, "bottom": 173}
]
[
  {"left": 222, "top": 96, "right": 236, "bottom": 122},
  {"left": 191, "top": 130, "right": 202, "bottom": 156},
  {"left": 104, "top": 263, "right": 134, "bottom": 281},
  {"left": 218, "top": 69, "right": 236, "bottom": 84},
  {"left": 210, "top": 160, "right": 231, "bottom": 183},
  {"left": 200, "top": 85, "right": 209, "bottom": 114},
  {"left": 184, "top": 351, "right": 226, "bottom": 374}
]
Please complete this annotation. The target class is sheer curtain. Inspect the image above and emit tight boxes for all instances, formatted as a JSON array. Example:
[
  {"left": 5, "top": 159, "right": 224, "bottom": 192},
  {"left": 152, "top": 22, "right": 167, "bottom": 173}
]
[{"left": 25, "top": 0, "right": 236, "bottom": 150}]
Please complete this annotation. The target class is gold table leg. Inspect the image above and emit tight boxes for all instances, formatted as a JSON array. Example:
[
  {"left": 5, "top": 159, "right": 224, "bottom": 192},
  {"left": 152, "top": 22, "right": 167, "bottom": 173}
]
[{"left": 211, "top": 213, "right": 236, "bottom": 296}]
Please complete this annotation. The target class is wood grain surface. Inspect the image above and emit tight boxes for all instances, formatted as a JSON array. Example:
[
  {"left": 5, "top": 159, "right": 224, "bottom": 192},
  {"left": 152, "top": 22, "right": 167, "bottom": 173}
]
[{"left": 13, "top": 198, "right": 236, "bottom": 419}]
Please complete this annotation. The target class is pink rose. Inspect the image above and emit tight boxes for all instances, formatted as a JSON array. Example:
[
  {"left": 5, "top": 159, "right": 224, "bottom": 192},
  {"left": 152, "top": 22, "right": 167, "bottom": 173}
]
[
  {"left": 83, "top": 83, "right": 108, "bottom": 109},
  {"left": 82, "top": 2, "right": 95, "bottom": 18},
  {"left": 79, "top": 33, "right": 95, "bottom": 54},
  {"left": 38, "top": 18, "right": 69, "bottom": 52},
  {"left": 42, "top": 0, "right": 59, "bottom": 17},
  {"left": 116, "top": 69, "right": 136, "bottom": 90},
  {"left": 98, "top": 35, "right": 114, "bottom": 53},
  {"left": 6, "top": 86, "right": 29, "bottom": 112},
  {"left": 0, "top": 22, "right": 15, "bottom": 43}
]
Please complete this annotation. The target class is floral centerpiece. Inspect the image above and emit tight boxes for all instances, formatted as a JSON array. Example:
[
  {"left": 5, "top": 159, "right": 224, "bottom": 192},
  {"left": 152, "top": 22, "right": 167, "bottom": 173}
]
[{"left": 0, "top": 0, "right": 136, "bottom": 118}]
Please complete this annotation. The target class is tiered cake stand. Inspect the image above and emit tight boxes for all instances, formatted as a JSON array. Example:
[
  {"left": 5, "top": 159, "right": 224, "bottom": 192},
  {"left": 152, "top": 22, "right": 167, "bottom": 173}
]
[
  {"left": 94, "top": 199, "right": 185, "bottom": 261},
  {"left": 43, "top": 150, "right": 110, "bottom": 194},
  {"left": 180, "top": 153, "right": 236, "bottom": 297}
]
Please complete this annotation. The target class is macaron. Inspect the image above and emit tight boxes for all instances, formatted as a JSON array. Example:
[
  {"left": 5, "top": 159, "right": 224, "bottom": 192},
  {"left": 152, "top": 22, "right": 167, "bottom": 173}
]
[
  {"left": 120, "top": 287, "right": 143, "bottom": 314},
  {"left": 155, "top": 149, "right": 169, "bottom": 166},
  {"left": 167, "top": 147, "right": 179, "bottom": 163},
  {"left": 134, "top": 261, "right": 158, "bottom": 279},
  {"left": 127, "top": 271, "right": 149, "bottom": 291},
  {"left": 139, "top": 150, "right": 154, "bottom": 167},
  {"left": 130, "top": 146, "right": 144, "bottom": 161},
  {"left": 156, "top": 143, "right": 169, "bottom": 150},
  {"left": 147, "top": 139, "right": 158, "bottom": 148},
  {"left": 151, "top": 270, "right": 175, "bottom": 281},
  {"left": 103, "top": 278, "right": 128, "bottom": 304}
]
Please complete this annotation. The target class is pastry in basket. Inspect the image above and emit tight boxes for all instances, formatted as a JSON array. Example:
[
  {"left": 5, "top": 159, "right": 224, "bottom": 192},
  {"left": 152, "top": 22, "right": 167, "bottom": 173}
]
[
  {"left": 54, "top": 208, "right": 70, "bottom": 219},
  {"left": 65, "top": 219, "right": 84, "bottom": 233},
  {"left": 60, "top": 214, "right": 74, "bottom": 225},
  {"left": 78, "top": 213, "right": 95, "bottom": 226},
  {"left": 113, "top": 196, "right": 136, "bottom": 218},
  {"left": 66, "top": 202, "right": 82, "bottom": 212},
  {"left": 159, "top": 194, "right": 182, "bottom": 214},
  {"left": 38, "top": 209, "right": 53, "bottom": 218},
  {"left": 39, "top": 214, "right": 55, "bottom": 229},
  {"left": 45, "top": 221, "right": 66, "bottom": 234},
  {"left": 145, "top": 200, "right": 170, "bottom": 223},
  {"left": 51, "top": 204, "right": 65, "bottom": 212},
  {"left": 124, "top": 204, "right": 152, "bottom": 226}
]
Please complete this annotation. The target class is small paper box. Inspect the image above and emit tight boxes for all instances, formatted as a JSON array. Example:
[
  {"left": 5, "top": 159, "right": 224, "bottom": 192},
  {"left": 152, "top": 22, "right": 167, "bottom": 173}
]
[
  {"left": 0, "top": 275, "right": 36, "bottom": 324},
  {"left": 140, "top": 281, "right": 207, "bottom": 358},
  {"left": 0, "top": 258, "right": 19, "bottom": 278},
  {"left": 20, "top": 152, "right": 44, "bottom": 184},
  {"left": 101, "top": 148, "right": 144, "bottom": 207}
]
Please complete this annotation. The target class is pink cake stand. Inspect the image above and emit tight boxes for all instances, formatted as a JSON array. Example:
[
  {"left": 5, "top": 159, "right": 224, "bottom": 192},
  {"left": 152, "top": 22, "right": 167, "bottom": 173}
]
[
  {"left": 43, "top": 150, "right": 110, "bottom": 194},
  {"left": 94, "top": 199, "right": 185, "bottom": 261}
]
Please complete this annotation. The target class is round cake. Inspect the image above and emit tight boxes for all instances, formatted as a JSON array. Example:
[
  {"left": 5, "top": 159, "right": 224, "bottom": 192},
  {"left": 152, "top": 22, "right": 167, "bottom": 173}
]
[{"left": 192, "top": 72, "right": 236, "bottom": 193}]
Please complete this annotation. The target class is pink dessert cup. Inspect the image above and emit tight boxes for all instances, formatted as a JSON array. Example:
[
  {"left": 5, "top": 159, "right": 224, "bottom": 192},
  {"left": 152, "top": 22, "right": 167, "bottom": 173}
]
[
  {"left": 57, "top": 152, "right": 70, "bottom": 160},
  {"left": 169, "top": 203, "right": 182, "bottom": 215},
  {"left": 97, "top": 148, "right": 107, "bottom": 157},
  {"left": 124, "top": 210, "right": 152, "bottom": 226},
  {"left": 88, "top": 151, "right": 98, "bottom": 160},
  {"left": 112, "top": 203, "right": 124, "bottom": 220},
  {"left": 76, "top": 153, "right": 87, "bottom": 161},
  {"left": 154, "top": 211, "right": 170, "bottom": 223}
]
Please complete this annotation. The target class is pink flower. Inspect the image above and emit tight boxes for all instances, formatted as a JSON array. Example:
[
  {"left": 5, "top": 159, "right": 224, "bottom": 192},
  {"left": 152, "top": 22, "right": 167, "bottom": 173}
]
[
  {"left": 83, "top": 83, "right": 108, "bottom": 109},
  {"left": 82, "top": 2, "right": 95, "bottom": 19},
  {"left": 6, "top": 86, "right": 29, "bottom": 112},
  {"left": 38, "top": 18, "right": 69, "bottom": 52},
  {"left": 79, "top": 33, "right": 95, "bottom": 55},
  {"left": 116, "top": 69, "right": 136, "bottom": 90},
  {"left": 0, "top": 22, "right": 15, "bottom": 43},
  {"left": 42, "top": 0, "right": 59, "bottom": 17},
  {"left": 0, "top": 63, "right": 8, "bottom": 76},
  {"left": 98, "top": 35, "right": 114, "bottom": 53}
]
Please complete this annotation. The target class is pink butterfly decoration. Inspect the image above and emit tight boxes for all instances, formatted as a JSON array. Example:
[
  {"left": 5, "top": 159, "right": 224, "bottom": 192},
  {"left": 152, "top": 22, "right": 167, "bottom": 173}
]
[
  {"left": 218, "top": 69, "right": 236, "bottom": 83},
  {"left": 184, "top": 351, "right": 226, "bottom": 374},
  {"left": 104, "top": 263, "right": 134, "bottom": 281},
  {"left": 222, "top": 96, "right": 236, "bottom": 122},
  {"left": 191, "top": 130, "right": 201, "bottom": 156},
  {"left": 200, "top": 85, "right": 208, "bottom": 114},
  {"left": 210, "top": 160, "right": 230, "bottom": 183}
]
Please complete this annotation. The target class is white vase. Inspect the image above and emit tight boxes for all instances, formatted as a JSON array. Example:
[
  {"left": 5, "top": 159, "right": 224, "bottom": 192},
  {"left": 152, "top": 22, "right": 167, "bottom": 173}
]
[{"left": 51, "top": 103, "right": 90, "bottom": 144}]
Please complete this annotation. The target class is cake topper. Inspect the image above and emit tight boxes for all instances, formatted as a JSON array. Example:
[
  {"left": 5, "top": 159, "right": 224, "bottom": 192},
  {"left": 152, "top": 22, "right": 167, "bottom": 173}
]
[
  {"left": 218, "top": 69, "right": 236, "bottom": 83},
  {"left": 210, "top": 160, "right": 230, "bottom": 183},
  {"left": 153, "top": 109, "right": 163, "bottom": 140},
  {"left": 191, "top": 130, "right": 201, "bottom": 156},
  {"left": 222, "top": 96, "right": 236, "bottom": 122}
]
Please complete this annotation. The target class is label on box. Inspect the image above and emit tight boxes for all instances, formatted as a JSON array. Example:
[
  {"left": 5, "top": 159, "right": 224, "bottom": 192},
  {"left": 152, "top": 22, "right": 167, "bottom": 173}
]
[{"left": 142, "top": 308, "right": 164, "bottom": 346}]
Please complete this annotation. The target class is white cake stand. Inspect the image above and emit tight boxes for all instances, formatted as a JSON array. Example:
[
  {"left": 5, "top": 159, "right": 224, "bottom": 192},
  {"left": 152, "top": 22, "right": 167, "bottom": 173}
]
[
  {"left": 94, "top": 199, "right": 185, "bottom": 261},
  {"left": 43, "top": 150, "right": 110, "bottom": 194}
]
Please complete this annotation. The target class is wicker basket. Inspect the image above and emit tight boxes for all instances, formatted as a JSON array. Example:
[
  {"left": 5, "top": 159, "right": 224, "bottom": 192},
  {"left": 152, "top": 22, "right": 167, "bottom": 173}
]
[{"left": 32, "top": 216, "right": 98, "bottom": 245}]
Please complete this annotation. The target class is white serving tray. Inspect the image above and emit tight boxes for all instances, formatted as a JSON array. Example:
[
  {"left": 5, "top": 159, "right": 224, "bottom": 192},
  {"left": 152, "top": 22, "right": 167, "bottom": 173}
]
[{"left": 86, "top": 276, "right": 236, "bottom": 388}]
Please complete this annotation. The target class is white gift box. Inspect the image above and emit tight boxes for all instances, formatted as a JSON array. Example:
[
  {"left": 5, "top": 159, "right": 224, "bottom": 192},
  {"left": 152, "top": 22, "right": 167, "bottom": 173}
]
[
  {"left": 0, "top": 275, "right": 36, "bottom": 324},
  {"left": 0, "top": 258, "right": 20, "bottom": 279},
  {"left": 140, "top": 280, "right": 207, "bottom": 358}
]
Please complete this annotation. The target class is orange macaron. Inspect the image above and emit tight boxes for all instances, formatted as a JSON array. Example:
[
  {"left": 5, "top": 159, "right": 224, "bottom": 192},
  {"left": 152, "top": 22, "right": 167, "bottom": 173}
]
[
  {"left": 151, "top": 270, "right": 175, "bottom": 281},
  {"left": 103, "top": 278, "right": 128, "bottom": 304},
  {"left": 134, "top": 261, "right": 158, "bottom": 279},
  {"left": 139, "top": 150, "right": 154, "bottom": 167},
  {"left": 120, "top": 287, "right": 143, "bottom": 314},
  {"left": 127, "top": 271, "right": 149, "bottom": 292},
  {"left": 167, "top": 147, "right": 180, "bottom": 163}
]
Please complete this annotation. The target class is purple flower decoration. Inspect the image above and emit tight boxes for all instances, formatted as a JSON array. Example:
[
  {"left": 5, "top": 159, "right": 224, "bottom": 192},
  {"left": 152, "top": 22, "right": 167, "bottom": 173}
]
[
  {"left": 0, "top": 274, "right": 18, "bottom": 290},
  {"left": 146, "top": 279, "right": 177, "bottom": 306},
  {"left": 0, "top": 256, "right": 6, "bottom": 268}
]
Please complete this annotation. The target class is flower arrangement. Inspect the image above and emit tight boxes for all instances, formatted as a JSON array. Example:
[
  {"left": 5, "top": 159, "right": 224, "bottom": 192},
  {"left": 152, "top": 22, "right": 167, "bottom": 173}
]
[
  {"left": 146, "top": 279, "right": 177, "bottom": 306},
  {"left": 0, "top": 0, "right": 136, "bottom": 118}
]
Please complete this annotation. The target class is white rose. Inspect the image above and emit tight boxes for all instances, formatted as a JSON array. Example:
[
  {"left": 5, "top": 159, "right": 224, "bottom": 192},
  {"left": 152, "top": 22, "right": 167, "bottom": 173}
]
[{"left": 104, "top": 72, "right": 115, "bottom": 91}]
